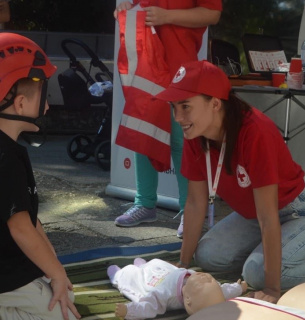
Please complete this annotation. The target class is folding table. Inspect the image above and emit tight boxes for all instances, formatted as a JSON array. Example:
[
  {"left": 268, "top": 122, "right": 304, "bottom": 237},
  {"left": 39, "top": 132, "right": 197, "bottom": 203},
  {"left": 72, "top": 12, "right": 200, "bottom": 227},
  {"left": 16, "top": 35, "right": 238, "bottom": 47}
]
[{"left": 233, "top": 86, "right": 305, "bottom": 143}]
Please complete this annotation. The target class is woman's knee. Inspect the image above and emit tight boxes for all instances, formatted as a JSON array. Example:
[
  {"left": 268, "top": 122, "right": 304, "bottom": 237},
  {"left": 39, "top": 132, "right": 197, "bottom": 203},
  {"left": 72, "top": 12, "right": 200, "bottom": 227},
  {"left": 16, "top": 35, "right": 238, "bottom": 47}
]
[
  {"left": 194, "top": 234, "right": 248, "bottom": 272},
  {"left": 242, "top": 254, "right": 265, "bottom": 290},
  {"left": 194, "top": 239, "right": 232, "bottom": 271}
]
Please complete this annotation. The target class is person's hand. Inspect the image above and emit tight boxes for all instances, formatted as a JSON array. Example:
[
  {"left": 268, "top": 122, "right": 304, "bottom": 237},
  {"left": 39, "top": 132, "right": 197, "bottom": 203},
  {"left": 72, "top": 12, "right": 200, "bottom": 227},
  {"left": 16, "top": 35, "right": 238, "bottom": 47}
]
[
  {"left": 49, "top": 276, "right": 81, "bottom": 320},
  {"left": 176, "top": 260, "right": 189, "bottom": 269},
  {"left": 115, "top": 303, "right": 128, "bottom": 318},
  {"left": 237, "top": 279, "right": 248, "bottom": 293},
  {"left": 247, "top": 288, "right": 281, "bottom": 303},
  {"left": 143, "top": 6, "right": 168, "bottom": 26},
  {"left": 114, "top": 1, "right": 133, "bottom": 19}
]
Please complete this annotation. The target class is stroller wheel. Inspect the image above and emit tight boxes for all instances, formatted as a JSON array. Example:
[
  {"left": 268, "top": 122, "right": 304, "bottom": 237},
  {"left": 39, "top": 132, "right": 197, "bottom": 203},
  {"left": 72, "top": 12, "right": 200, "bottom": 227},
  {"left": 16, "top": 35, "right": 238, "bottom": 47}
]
[
  {"left": 95, "top": 140, "right": 111, "bottom": 171},
  {"left": 67, "top": 134, "right": 92, "bottom": 162}
]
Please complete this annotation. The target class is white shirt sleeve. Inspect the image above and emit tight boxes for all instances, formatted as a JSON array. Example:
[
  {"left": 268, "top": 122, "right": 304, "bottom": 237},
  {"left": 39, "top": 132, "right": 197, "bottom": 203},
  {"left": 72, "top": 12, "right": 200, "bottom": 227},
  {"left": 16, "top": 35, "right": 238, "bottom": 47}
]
[{"left": 220, "top": 282, "right": 243, "bottom": 300}]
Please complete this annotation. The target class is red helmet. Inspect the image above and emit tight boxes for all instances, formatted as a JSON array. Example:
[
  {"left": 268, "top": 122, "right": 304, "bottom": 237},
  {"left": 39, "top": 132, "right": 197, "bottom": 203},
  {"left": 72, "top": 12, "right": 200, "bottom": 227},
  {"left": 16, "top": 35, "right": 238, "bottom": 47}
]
[{"left": 0, "top": 32, "right": 57, "bottom": 102}]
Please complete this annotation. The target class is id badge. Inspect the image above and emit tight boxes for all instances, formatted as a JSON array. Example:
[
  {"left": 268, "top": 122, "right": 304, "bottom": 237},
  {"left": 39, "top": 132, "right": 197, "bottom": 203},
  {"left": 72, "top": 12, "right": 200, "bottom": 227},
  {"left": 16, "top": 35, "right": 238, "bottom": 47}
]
[{"left": 208, "top": 203, "right": 214, "bottom": 228}]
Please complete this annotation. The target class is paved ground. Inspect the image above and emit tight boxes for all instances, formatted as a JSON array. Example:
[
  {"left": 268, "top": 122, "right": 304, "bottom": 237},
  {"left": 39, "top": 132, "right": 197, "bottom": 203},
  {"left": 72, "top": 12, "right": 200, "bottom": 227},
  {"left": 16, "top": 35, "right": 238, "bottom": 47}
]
[{"left": 23, "top": 134, "right": 231, "bottom": 256}]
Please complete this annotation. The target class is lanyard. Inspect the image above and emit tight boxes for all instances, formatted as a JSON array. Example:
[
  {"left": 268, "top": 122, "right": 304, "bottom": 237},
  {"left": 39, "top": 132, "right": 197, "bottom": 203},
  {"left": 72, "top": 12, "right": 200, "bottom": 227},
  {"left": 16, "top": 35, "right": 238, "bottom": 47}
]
[{"left": 206, "top": 134, "right": 226, "bottom": 228}]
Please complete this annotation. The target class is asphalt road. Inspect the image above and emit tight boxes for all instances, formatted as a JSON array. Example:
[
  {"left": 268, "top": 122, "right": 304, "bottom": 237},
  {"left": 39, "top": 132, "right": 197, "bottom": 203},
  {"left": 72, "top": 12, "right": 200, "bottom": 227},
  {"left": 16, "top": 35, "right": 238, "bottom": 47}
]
[
  {"left": 23, "top": 134, "right": 183, "bottom": 256},
  {"left": 22, "top": 134, "right": 232, "bottom": 257}
]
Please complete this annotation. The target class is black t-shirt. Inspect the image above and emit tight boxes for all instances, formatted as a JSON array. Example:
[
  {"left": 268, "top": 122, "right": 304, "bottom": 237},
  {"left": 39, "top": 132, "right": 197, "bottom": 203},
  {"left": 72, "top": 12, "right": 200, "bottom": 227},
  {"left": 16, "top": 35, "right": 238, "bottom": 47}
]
[{"left": 0, "top": 131, "right": 44, "bottom": 293}]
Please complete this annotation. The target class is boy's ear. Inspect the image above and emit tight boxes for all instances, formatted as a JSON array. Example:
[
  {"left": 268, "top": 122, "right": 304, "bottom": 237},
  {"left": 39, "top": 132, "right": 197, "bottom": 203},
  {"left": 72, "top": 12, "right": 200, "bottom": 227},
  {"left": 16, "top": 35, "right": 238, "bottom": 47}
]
[{"left": 12, "top": 94, "right": 25, "bottom": 115}]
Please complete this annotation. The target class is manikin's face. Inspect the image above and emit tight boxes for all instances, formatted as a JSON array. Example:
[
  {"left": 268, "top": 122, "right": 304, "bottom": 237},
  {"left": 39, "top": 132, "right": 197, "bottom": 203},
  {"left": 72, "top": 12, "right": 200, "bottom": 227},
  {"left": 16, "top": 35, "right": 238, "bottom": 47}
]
[
  {"left": 182, "top": 272, "right": 225, "bottom": 315},
  {"left": 172, "top": 95, "right": 216, "bottom": 140}
]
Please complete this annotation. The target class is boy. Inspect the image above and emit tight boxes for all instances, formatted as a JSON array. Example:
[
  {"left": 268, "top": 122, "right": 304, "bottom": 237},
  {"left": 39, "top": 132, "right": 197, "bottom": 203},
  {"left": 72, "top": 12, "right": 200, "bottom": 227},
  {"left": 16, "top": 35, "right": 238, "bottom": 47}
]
[{"left": 0, "top": 33, "right": 81, "bottom": 320}]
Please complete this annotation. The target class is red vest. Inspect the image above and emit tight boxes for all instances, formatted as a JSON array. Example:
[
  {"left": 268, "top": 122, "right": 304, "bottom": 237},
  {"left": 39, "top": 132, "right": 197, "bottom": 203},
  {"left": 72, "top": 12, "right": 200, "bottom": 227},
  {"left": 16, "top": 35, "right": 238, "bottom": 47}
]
[{"left": 115, "top": 5, "right": 171, "bottom": 171}]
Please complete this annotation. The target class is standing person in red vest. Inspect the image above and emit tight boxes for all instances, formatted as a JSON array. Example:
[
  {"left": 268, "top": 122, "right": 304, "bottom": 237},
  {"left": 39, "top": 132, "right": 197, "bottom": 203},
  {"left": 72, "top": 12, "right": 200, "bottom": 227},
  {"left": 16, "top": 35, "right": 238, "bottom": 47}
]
[{"left": 113, "top": 0, "right": 222, "bottom": 238}]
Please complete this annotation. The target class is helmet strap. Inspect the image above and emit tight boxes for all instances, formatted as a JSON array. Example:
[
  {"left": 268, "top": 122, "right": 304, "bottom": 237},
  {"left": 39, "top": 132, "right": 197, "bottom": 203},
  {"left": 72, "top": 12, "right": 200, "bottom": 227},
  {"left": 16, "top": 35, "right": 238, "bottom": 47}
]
[
  {"left": 38, "top": 80, "right": 48, "bottom": 118},
  {"left": 0, "top": 80, "right": 49, "bottom": 147},
  {"left": 0, "top": 84, "right": 17, "bottom": 112},
  {"left": 21, "top": 80, "right": 49, "bottom": 147}
]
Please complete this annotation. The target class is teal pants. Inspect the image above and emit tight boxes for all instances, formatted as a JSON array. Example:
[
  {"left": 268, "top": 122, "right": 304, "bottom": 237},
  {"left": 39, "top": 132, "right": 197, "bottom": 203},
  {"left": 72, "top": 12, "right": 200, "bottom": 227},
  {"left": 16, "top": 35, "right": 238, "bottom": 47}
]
[{"left": 134, "top": 111, "right": 188, "bottom": 211}]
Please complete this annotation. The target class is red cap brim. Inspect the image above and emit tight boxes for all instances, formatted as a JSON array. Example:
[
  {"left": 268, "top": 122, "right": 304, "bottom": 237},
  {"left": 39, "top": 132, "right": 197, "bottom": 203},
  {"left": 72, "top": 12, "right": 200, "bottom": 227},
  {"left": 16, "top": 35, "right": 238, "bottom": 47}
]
[{"left": 155, "top": 87, "right": 200, "bottom": 102}]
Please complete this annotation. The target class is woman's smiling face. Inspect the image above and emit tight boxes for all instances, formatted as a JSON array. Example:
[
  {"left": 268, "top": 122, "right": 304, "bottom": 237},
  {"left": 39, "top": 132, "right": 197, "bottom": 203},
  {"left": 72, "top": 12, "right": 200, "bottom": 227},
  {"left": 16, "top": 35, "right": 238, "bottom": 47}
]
[{"left": 172, "top": 95, "right": 217, "bottom": 140}]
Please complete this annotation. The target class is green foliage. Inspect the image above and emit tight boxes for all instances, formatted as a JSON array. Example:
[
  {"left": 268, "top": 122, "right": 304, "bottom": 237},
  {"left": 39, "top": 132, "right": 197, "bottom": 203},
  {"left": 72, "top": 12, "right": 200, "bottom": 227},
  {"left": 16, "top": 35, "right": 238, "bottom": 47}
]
[{"left": 210, "top": 0, "right": 304, "bottom": 73}]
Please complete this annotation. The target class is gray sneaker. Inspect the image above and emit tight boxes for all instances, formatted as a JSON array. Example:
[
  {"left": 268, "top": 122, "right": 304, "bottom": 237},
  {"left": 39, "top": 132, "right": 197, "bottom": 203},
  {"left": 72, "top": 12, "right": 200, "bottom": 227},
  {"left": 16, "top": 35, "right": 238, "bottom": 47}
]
[{"left": 114, "top": 206, "right": 157, "bottom": 227}]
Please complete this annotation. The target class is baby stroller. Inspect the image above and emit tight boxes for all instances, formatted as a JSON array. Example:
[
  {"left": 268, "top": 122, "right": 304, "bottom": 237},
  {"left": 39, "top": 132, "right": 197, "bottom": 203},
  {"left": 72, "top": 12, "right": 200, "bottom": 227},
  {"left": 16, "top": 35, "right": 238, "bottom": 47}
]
[{"left": 58, "top": 38, "right": 113, "bottom": 171}]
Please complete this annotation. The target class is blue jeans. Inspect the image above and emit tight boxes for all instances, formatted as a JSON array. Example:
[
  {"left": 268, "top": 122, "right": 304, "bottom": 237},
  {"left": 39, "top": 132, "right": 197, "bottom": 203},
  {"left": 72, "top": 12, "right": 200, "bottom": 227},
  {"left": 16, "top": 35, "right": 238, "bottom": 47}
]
[{"left": 194, "top": 188, "right": 305, "bottom": 290}]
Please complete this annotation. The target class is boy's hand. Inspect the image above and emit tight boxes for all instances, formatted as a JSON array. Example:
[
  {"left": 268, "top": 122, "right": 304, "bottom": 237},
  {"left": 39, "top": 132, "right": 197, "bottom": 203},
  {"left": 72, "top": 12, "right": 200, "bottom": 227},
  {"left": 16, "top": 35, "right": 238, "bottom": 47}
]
[
  {"left": 114, "top": 1, "right": 133, "bottom": 19},
  {"left": 8, "top": 212, "right": 80, "bottom": 319},
  {"left": 115, "top": 303, "right": 128, "bottom": 318},
  {"left": 49, "top": 276, "right": 81, "bottom": 320}
]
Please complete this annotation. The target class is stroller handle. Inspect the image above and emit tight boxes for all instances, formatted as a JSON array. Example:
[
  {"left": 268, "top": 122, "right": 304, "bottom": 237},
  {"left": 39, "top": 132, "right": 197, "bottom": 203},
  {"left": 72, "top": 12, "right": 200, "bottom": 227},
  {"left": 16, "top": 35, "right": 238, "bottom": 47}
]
[{"left": 61, "top": 38, "right": 113, "bottom": 81}]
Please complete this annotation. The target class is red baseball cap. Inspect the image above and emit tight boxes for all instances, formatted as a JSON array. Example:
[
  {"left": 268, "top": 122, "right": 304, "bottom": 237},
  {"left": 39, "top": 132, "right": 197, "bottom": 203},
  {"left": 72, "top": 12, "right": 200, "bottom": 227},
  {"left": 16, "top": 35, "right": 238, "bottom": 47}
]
[{"left": 155, "top": 60, "right": 231, "bottom": 102}]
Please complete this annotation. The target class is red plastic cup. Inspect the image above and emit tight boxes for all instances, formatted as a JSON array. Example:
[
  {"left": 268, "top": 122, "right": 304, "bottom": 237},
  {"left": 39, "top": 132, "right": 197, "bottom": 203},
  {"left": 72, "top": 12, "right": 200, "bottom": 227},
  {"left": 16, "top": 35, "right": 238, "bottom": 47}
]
[
  {"left": 289, "top": 58, "right": 303, "bottom": 73},
  {"left": 272, "top": 73, "right": 286, "bottom": 87}
]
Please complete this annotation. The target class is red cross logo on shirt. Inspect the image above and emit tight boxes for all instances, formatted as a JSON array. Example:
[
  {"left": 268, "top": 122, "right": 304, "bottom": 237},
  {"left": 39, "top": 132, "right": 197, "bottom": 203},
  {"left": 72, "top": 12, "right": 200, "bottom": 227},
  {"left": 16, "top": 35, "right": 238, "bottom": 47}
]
[
  {"left": 238, "top": 171, "right": 246, "bottom": 182},
  {"left": 236, "top": 165, "right": 251, "bottom": 188}
]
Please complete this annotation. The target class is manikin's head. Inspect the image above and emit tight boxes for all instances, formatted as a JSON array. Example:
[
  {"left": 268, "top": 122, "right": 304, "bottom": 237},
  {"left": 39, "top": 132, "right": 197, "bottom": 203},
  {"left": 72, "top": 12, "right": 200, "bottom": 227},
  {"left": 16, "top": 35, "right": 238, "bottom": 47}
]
[{"left": 182, "top": 272, "right": 226, "bottom": 315}]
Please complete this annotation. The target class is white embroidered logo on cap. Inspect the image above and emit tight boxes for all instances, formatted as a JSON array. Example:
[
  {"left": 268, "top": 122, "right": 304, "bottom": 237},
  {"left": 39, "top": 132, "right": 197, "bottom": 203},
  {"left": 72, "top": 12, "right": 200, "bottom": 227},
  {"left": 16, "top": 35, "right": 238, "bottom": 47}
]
[
  {"left": 173, "top": 66, "right": 186, "bottom": 83},
  {"left": 236, "top": 165, "right": 251, "bottom": 188}
]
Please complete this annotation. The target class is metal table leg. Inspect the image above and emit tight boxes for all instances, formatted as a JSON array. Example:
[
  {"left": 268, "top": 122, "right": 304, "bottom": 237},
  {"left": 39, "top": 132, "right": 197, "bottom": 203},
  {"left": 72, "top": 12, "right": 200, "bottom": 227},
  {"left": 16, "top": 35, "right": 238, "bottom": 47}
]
[{"left": 284, "top": 95, "right": 291, "bottom": 143}]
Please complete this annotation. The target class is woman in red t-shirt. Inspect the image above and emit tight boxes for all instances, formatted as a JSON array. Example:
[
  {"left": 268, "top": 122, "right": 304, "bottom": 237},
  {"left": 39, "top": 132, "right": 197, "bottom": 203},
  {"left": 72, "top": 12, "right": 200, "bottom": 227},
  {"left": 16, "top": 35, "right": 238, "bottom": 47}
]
[{"left": 156, "top": 60, "right": 305, "bottom": 304}]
